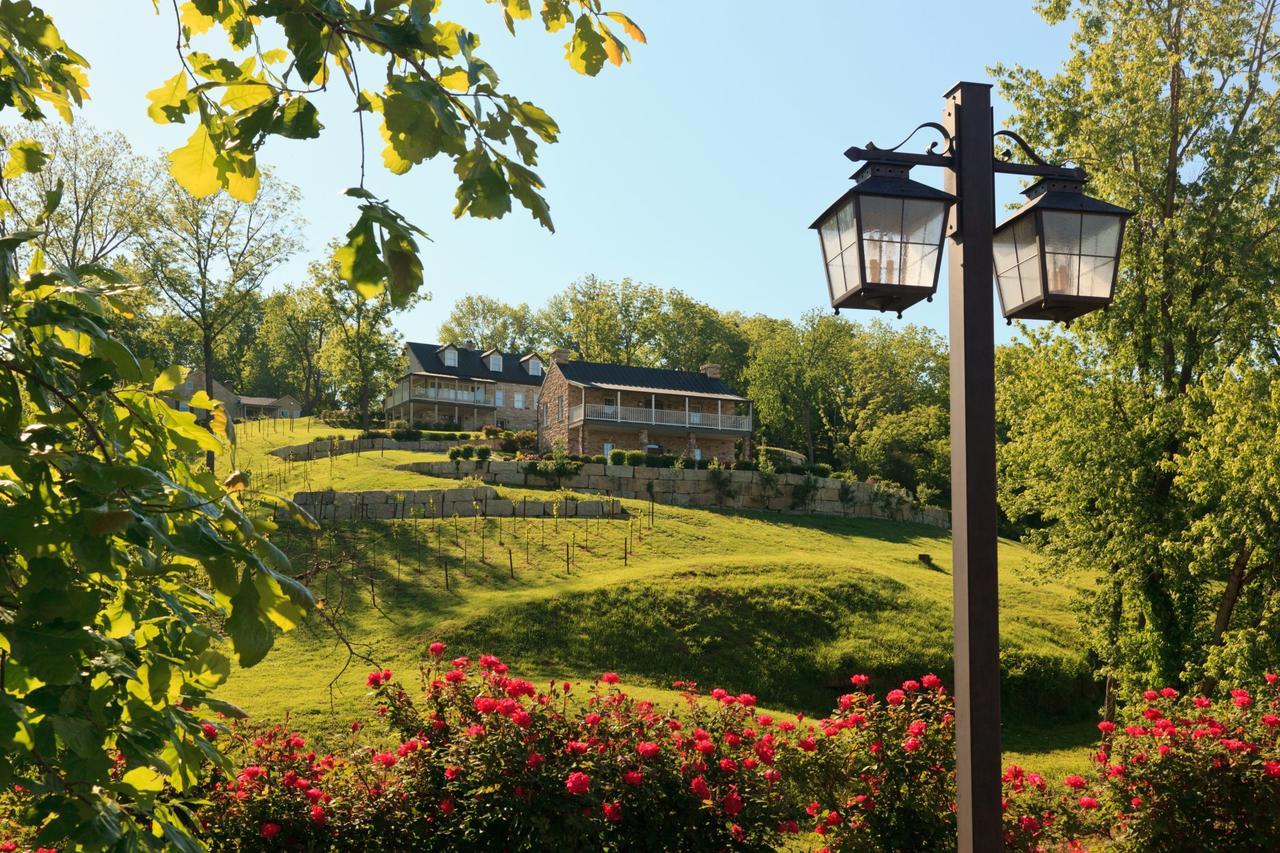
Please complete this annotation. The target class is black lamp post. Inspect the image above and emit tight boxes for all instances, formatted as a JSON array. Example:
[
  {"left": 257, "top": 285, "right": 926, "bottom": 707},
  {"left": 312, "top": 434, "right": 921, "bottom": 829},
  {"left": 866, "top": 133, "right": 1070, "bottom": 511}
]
[{"left": 811, "top": 82, "right": 1130, "bottom": 851}]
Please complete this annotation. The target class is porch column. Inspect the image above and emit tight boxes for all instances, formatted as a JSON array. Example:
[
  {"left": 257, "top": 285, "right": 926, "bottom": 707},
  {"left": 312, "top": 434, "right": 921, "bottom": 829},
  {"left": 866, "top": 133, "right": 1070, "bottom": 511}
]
[
  {"left": 616, "top": 391, "right": 621, "bottom": 421},
  {"left": 717, "top": 399, "right": 722, "bottom": 429},
  {"left": 685, "top": 396, "right": 689, "bottom": 426},
  {"left": 410, "top": 400, "right": 414, "bottom": 424},
  {"left": 650, "top": 394, "right": 655, "bottom": 424}
]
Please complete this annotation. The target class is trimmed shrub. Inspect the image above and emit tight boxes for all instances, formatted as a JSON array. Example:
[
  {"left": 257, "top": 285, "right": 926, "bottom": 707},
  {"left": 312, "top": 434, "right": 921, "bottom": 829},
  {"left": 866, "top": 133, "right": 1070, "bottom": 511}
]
[
  {"left": 589, "top": 454, "right": 606, "bottom": 464},
  {"left": 390, "top": 428, "right": 422, "bottom": 442},
  {"left": 608, "top": 449, "right": 627, "bottom": 466},
  {"left": 475, "top": 446, "right": 492, "bottom": 461},
  {"left": 808, "top": 462, "right": 832, "bottom": 478},
  {"left": 447, "top": 446, "right": 462, "bottom": 462},
  {"left": 481, "top": 424, "right": 501, "bottom": 438},
  {"left": 624, "top": 450, "right": 645, "bottom": 467},
  {"left": 459, "top": 444, "right": 475, "bottom": 460},
  {"left": 733, "top": 459, "right": 757, "bottom": 471},
  {"left": 514, "top": 430, "right": 538, "bottom": 450}
]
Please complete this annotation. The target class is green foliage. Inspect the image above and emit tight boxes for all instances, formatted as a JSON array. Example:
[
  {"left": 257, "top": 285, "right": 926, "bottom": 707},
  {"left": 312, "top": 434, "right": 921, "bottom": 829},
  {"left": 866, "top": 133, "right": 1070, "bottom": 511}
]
[
  {"left": 608, "top": 448, "right": 626, "bottom": 465},
  {"left": 0, "top": 226, "right": 311, "bottom": 848},
  {"left": 149, "top": 0, "right": 644, "bottom": 305},
  {"left": 994, "top": 0, "right": 1280, "bottom": 697}
]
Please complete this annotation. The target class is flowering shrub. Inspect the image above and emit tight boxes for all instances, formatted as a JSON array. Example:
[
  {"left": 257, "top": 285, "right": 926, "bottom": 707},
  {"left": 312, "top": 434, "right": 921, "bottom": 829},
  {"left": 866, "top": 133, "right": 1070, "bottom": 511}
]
[
  {"left": 63, "top": 658, "right": 1268, "bottom": 852},
  {"left": 1068, "top": 677, "right": 1280, "bottom": 851}
]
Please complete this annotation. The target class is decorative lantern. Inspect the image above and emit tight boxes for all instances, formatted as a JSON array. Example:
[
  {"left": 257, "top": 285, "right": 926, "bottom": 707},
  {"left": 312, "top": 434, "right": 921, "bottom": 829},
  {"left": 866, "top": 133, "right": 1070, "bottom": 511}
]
[
  {"left": 811, "top": 162, "right": 954, "bottom": 315},
  {"left": 992, "top": 177, "right": 1132, "bottom": 322}
]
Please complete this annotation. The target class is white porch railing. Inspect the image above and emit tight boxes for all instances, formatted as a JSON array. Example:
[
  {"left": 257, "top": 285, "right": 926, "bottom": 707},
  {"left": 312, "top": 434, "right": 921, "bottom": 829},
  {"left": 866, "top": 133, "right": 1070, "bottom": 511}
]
[
  {"left": 385, "top": 383, "right": 492, "bottom": 408},
  {"left": 570, "top": 401, "right": 750, "bottom": 431}
]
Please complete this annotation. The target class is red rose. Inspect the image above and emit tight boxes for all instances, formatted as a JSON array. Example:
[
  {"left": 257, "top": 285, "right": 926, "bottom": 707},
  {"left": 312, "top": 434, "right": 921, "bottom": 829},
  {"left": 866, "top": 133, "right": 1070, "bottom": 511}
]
[
  {"left": 565, "top": 771, "right": 591, "bottom": 795},
  {"left": 850, "top": 674, "right": 871, "bottom": 688},
  {"left": 723, "top": 789, "right": 743, "bottom": 816},
  {"left": 1097, "top": 721, "right": 1116, "bottom": 733},
  {"left": 690, "top": 775, "right": 711, "bottom": 799},
  {"left": 1078, "top": 796, "right": 1099, "bottom": 810},
  {"left": 310, "top": 805, "right": 327, "bottom": 825},
  {"left": 1064, "top": 775, "right": 1086, "bottom": 790},
  {"left": 602, "top": 801, "right": 623, "bottom": 822},
  {"left": 902, "top": 680, "right": 920, "bottom": 693},
  {"left": 429, "top": 642, "right": 446, "bottom": 656},
  {"left": 921, "top": 673, "right": 942, "bottom": 690},
  {"left": 623, "top": 770, "right": 644, "bottom": 786},
  {"left": 600, "top": 672, "right": 620, "bottom": 684},
  {"left": 526, "top": 752, "right": 545, "bottom": 769},
  {"left": 903, "top": 737, "right": 922, "bottom": 753},
  {"left": 260, "top": 822, "right": 282, "bottom": 838},
  {"left": 201, "top": 722, "right": 219, "bottom": 740},
  {"left": 1264, "top": 761, "right": 1280, "bottom": 778},
  {"left": 886, "top": 689, "right": 906, "bottom": 706}
]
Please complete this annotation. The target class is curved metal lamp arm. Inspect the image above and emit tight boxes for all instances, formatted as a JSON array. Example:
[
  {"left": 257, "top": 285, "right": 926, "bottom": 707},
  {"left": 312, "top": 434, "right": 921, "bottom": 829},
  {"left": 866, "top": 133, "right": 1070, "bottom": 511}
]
[
  {"left": 992, "top": 129, "right": 1086, "bottom": 181},
  {"left": 845, "top": 121, "right": 954, "bottom": 167}
]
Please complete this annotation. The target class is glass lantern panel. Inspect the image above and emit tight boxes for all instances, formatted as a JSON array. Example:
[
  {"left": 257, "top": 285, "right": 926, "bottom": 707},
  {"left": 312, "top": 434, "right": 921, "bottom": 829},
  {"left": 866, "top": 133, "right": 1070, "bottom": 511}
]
[
  {"left": 1013, "top": 216, "right": 1039, "bottom": 261},
  {"left": 902, "top": 198, "right": 946, "bottom": 245},
  {"left": 1080, "top": 214, "right": 1121, "bottom": 258},
  {"left": 836, "top": 199, "right": 859, "bottom": 253},
  {"left": 819, "top": 215, "right": 841, "bottom": 263},
  {"left": 1079, "top": 255, "right": 1115, "bottom": 297},
  {"left": 1016, "top": 257, "right": 1042, "bottom": 303},
  {"left": 1042, "top": 211, "right": 1082, "bottom": 255},
  {"left": 996, "top": 266, "right": 1023, "bottom": 312},
  {"left": 860, "top": 195, "right": 904, "bottom": 284},
  {"left": 993, "top": 227, "right": 1020, "bottom": 278},
  {"left": 900, "top": 243, "right": 939, "bottom": 287},
  {"left": 842, "top": 229, "right": 862, "bottom": 290},
  {"left": 826, "top": 257, "right": 847, "bottom": 299},
  {"left": 1045, "top": 253, "right": 1079, "bottom": 295}
]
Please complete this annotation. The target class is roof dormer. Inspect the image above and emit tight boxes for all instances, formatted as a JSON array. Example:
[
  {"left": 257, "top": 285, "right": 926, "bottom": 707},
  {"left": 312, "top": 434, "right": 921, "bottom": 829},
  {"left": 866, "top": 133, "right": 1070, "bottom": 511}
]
[
  {"left": 521, "top": 353, "right": 544, "bottom": 377},
  {"left": 482, "top": 349, "right": 503, "bottom": 372},
  {"left": 439, "top": 344, "right": 458, "bottom": 367}
]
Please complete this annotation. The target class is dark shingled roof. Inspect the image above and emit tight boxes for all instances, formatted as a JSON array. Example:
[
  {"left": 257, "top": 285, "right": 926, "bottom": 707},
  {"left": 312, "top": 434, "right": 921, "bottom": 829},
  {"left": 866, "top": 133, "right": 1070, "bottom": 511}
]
[
  {"left": 557, "top": 360, "right": 746, "bottom": 401},
  {"left": 405, "top": 342, "right": 543, "bottom": 386}
]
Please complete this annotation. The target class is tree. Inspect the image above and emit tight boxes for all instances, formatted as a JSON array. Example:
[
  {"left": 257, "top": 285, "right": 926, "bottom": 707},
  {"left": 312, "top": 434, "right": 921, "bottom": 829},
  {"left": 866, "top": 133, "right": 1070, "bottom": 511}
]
[
  {"left": 535, "top": 275, "right": 664, "bottom": 364},
  {"left": 0, "top": 121, "right": 150, "bottom": 269},
  {"left": 317, "top": 257, "right": 415, "bottom": 430},
  {"left": 135, "top": 171, "right": 301, "bottom": 465},
  {"left": 0, "top": 1, "right": 642, "bottom": 845},
  {"left": 994, "top": 0, "right": 1280, "bottom": 702},
  {"left": 743, "top": 311, "right": 854, "bottom": 464},
  {"left": 653, "top": 290, "right": 750, "bottom": 385},
  {"left": 260, "top": 285, "right": 334, "bottom": 415},
  {"left": 438, "top": 293, "right": 539, "bottom": 352}
]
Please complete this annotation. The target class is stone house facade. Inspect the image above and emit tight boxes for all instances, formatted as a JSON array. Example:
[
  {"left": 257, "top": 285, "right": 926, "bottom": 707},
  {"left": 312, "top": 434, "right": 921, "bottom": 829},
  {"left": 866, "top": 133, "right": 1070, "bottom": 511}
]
[
  {"left": 538, "top": 352, "right": 753, "bottom": 462},
  {"left": 383, "top": 342, "right": 544, "bottom": 431}
]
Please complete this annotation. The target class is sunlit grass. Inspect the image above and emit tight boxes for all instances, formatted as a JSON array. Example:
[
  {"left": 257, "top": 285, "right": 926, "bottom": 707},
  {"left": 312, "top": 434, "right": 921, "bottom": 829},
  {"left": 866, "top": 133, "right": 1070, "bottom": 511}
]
[{"left": 216, "top": 419, "right": 1100, "bottom": 776}]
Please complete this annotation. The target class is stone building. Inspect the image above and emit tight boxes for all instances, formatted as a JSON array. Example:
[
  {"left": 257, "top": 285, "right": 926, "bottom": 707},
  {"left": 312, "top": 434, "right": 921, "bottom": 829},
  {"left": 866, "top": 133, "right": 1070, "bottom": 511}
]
[
  {"left": 382, "top": 341, "right": 544, "bottom": 431},
  {"left": 538, "top": 351, "right": 753, "bottom": 462}
]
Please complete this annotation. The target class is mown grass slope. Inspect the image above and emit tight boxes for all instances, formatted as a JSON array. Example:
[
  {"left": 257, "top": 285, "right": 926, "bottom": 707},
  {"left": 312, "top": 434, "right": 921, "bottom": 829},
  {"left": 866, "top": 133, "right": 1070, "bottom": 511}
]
[{"left": 217, "top": 421, "right": 1099, "bottom": 776}]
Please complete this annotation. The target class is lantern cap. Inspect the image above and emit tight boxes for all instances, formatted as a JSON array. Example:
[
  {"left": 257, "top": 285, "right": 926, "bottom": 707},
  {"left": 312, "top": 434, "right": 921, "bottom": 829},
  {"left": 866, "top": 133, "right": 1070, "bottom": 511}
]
[
  {"left": 809, "top": 162, "right": 954, "bottom": 230},
  {"left": 996, "top": 178, "right": 1133, "bottom": 229}
]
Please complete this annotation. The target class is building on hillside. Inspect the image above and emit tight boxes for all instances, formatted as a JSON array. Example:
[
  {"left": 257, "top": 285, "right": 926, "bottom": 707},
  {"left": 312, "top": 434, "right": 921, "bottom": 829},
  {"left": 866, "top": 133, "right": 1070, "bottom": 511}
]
[
  {"left": 538, "top": 351, "right": 753, "bottom": 462},
  {"left": 169, "top": 370, "right": 302, "bottom": 420},
  {"left": 382, "top": 341, "right": 545, "bottom": 431},
  {"left": 238, "top": 394, "right": 302, "bottom": 420}
]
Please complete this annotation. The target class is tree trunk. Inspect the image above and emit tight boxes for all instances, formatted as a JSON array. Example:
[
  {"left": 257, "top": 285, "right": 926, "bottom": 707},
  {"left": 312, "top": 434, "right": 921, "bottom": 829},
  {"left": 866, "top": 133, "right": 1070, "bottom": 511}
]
[
  {"left": 1198, "top": 545, "right": 1254, "bottom": 695},
  {"left": 201, "top": 329, "right": 216, "bottom": 472}
]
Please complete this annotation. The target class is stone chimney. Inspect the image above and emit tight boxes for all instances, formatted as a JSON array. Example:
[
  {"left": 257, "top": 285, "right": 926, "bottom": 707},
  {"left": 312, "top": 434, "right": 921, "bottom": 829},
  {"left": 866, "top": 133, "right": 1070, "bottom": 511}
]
[
  {"left": 550, "top": 347, "right": 572, "bottom": 364},
  {"left": 463, "top": 339, "right": 477, "bottom": 351},
  {"left": 699, "top": 363, "right": 722, "bottom": 379}
]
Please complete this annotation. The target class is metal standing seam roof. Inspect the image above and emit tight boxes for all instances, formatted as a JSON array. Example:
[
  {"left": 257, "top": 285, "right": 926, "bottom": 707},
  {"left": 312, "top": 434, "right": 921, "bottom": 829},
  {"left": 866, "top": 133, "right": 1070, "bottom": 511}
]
[
  {"left": 404, "top": 342, "right": 544, "bottom": 386},
  {"left": 556, "top": 360, "right": 748, "bottom": 402},
  {"left": 238, "top": 395, "right": 290, "bottom": 407}
]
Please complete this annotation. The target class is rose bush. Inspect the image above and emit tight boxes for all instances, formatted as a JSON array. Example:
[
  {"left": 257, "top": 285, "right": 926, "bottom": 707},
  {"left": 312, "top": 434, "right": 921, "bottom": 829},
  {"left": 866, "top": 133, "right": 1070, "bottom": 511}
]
[{"left": 5, "top": 655, "right": 1270, "bottom": 850}]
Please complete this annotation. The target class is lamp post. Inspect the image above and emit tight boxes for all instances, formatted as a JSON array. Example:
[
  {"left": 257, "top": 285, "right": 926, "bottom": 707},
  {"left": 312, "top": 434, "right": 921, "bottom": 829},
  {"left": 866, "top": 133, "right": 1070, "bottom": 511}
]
[{"left": 811, "top": 81, "right": 1130, "bottom": 851}]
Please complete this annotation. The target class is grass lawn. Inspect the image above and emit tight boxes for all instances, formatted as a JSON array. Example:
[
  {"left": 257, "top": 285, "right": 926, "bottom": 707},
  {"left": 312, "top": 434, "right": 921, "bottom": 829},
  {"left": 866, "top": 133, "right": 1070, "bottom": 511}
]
[{"left": 216, "top": 420, "right": 1101, "bottom": 778}]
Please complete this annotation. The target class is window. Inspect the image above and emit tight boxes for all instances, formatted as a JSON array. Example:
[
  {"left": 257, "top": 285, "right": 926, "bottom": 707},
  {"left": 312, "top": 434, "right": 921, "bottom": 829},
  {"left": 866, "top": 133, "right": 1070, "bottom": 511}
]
[
  {"left": 557, "top": 398, "right": 564, "bottom": 422},
  {"left": 443, "top": 348, "right": 457, "bottom": 367},
  {"left": 528, "top": 359, "right": 542, "bottom": 377},
  {"left": 514, "top": 391, "right": 524, "bottom": 409},
  {"left": 489, "top": 354, "right": 502, "bottom": 371},
  {"left": 495, "top": 389, "right": 505, "bottom": 407}
]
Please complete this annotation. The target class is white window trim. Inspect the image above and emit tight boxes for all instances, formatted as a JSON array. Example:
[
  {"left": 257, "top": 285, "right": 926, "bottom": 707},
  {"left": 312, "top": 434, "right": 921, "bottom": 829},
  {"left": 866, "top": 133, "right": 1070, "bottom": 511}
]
[
  {"left": 495, "top": 389, "right": 505, "bottom": 407},
  {"left": 489, "top": 354, "right": 503, "bottom": 371},
  {"left": 528, "top": 359, "right": 542, "bottom": 376},
  {"left": 443, "top": 348, "right": 457, "bottom": 367},
  {"left": 514, "top": 391, "right": 524, "bottom": 409}
]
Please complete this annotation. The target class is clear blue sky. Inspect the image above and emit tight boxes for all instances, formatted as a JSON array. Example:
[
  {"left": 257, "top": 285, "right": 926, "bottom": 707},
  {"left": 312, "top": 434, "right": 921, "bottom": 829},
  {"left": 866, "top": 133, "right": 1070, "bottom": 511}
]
[{"left": 43, "top": 1, "right": 1072, "bottom": 343}]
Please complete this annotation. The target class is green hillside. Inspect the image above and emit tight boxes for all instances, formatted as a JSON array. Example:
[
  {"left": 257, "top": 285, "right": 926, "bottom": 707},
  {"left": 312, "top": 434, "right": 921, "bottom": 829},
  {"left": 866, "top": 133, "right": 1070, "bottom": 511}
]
[{"left": 218, "top": 421, "right": 1099, "bottom": 776}]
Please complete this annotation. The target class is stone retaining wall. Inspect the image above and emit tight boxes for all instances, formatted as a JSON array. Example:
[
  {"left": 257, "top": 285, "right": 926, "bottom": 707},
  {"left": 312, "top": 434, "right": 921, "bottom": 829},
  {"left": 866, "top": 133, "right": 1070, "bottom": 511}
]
[
  {"left": 269, "top": 436, "right": 488, "bottom": 462},
  {"left": 399, "top": 460, "right": 950, "bottom": 529},
  {"left": 291, "top": 485, "right": 625, "bottom": 523}
]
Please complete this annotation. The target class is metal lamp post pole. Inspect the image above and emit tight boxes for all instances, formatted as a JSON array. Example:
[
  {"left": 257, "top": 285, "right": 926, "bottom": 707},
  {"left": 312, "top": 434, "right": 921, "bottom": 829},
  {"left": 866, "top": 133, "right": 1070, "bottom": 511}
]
[
  {"left": 943, "top": 81, "right": 1002, "bottom": 852},
  {"left": 827, "top": 80, "right": 1123, "bottom": 851}
]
